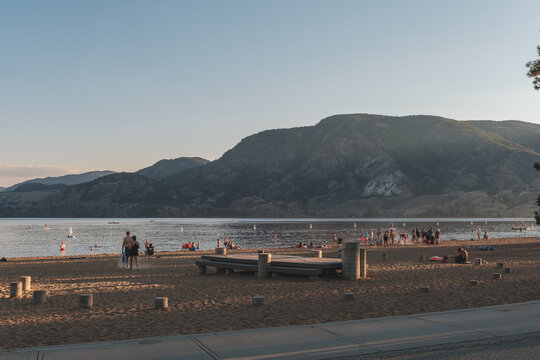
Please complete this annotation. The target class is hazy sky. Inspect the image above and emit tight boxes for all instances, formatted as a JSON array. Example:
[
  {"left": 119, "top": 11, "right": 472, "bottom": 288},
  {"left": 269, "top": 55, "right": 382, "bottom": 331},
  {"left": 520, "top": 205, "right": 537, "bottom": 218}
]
[{"left": 1, "top": 0, "right": 539, "bottom": 187}]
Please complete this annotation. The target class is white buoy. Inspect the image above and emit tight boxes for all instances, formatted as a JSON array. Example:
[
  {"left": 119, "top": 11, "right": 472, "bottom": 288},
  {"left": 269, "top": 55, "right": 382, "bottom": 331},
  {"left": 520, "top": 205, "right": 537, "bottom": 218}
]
[
  {"left": 180, "top": 225, "right": 184, "bottom": 232},
  {"left": 253, "top": 224, "right": 256, "bottom": 231},
  {"left": 353, "top": 222, "right": 357, "bottom": 229},
  {"left": 309, "top": 223, "right": 313, "bottom": 229}
]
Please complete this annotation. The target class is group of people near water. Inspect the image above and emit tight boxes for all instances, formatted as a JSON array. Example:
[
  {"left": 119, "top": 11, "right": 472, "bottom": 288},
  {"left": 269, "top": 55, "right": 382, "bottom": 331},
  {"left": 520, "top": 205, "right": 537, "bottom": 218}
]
[
  {"left": 182, "top": 241, "right": 200, "bottom": 251},
  {"left": 217, "top": 237, "right": 242, "bottom": 250},
  {"left": 353, "top": 227, "right": 442, "bottom": 247}
]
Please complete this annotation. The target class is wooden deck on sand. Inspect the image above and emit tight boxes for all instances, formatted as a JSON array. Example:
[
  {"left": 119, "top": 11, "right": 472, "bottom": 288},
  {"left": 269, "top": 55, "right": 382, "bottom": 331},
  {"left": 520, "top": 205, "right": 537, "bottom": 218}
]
[
  {"left": 197, "top": 253, "right": 342, "bottom": 277},
  {"left": 202, "top": 254, "right": 342, "bottom": 269}
]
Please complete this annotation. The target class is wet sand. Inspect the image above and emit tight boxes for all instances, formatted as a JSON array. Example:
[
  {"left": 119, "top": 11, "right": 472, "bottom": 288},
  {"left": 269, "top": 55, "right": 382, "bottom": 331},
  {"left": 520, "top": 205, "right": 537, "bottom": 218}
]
[{"left": 1, "top": 237, "right": 539, "bottom": 350}]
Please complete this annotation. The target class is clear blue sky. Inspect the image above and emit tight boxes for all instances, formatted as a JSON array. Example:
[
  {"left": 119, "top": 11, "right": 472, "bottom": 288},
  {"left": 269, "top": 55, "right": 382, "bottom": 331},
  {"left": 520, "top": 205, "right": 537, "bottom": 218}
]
[{"left": 1, "top": 0, "right": 539, "bottom": 187}]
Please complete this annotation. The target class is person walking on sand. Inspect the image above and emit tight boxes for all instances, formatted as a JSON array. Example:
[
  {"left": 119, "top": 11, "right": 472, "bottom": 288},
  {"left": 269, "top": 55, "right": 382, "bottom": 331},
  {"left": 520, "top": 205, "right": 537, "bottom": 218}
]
[
  {"left": 130, "top": 235, "right": 140, "bottom": 270},
  {"left": 122, "top": 231, "right": 133, "bottom": 268}
]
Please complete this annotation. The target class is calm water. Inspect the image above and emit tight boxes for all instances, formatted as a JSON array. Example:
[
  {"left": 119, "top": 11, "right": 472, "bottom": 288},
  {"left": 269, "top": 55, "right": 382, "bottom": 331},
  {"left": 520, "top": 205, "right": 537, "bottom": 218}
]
[{"left": 0, "top": 218, "right": 537, "bottom": 258}]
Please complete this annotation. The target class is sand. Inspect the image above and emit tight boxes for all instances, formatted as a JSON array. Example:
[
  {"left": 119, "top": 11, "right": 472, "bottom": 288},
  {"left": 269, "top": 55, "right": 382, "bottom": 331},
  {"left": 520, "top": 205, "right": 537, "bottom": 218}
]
[{"left": 1, "top": 237, "right": 539, "bottom": 350}]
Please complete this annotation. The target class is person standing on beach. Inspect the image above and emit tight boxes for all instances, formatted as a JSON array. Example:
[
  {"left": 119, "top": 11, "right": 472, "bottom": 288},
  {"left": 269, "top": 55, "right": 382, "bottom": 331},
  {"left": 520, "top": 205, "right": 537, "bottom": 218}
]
[
  {"left": 122, "top": 231, "right": 133, "bottom": 269},
  {"left": 130, "top": 235, "right": 140, "bottom": 270}
]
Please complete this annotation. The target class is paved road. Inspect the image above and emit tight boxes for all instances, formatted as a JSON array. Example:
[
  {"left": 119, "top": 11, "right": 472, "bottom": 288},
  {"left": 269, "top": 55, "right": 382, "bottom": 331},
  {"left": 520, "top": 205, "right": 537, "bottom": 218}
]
[{"left": 2, "top": 301, "right": 540, "bottom": 359}]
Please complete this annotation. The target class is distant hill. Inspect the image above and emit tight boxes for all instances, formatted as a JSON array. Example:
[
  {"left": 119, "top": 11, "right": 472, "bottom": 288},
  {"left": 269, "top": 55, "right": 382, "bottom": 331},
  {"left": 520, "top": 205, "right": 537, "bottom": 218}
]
[
  {"left": 1, "top": 114, "right": 539, "bottom": 217},
  {"left": 0, "top": 187, "right": 4, "bottom": 192},
  {"left": 4, "top": 170, "right": 116, "bottom": 192},
  {"left": 136, "top": 157, "right": 209, "bottom": 180}
]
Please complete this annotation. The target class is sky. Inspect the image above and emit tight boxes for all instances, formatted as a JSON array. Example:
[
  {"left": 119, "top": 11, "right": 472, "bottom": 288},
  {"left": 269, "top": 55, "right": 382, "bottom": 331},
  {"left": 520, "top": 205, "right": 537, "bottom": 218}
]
[{"left": 1, "top": 0, "right": 540, "bottom": 187}]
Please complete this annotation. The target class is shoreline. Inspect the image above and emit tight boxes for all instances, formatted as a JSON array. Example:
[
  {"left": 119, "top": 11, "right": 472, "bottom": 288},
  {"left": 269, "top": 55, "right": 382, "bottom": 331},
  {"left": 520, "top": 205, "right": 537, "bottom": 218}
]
[{"left": 1, "top": 235, "right": 537, "bottom": 261}]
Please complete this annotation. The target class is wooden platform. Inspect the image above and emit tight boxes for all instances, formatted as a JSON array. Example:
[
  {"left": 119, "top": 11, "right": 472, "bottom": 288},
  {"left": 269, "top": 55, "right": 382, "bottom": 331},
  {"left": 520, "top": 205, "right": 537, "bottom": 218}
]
[{"left": 197, "top": 253, "right": 342, "bottom": 277}]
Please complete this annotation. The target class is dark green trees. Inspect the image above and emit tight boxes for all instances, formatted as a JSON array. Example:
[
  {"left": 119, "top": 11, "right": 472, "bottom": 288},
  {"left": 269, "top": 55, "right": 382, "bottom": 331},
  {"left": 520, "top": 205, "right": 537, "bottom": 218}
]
[
  {"left": 527, "top": 45, "right": 540, "bottom": 90},
  {"left": 527, "top": 44, "right": 540, "bottom": 224}
]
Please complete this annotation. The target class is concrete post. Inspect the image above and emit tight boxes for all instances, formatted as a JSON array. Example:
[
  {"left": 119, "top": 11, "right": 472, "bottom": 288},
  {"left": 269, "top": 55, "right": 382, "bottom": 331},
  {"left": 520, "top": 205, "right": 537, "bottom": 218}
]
[
  {"left": 381, "top": 252, "right": 388, "bottom": 262},
  {"left": 215, "top": 247, "right": 227, "bottom": 255},
  {"left": 33, "top": 290, "right": 46, "bottom": 304},
  {"left": 360, "top": 248, "right": 367, "bottom": 278},
  {"left": 10, "top": 282, "right": 22, "bottom": 299},
  {"left": 154, "top": 297, "right": 168, "bottom": 310},
  {"left": 20, "top": 276, "right": 31, "bottom": 291},
  {"left": 311, "top": 250, "right": 322, "bottom": 258},
  {"left": 474, "top": 258, "right": 483, "bottom": 265},
  {"left": 418, "top": 254, "right": 425, "bottom": 262},
  {"left": 342, "top": 241, "right": 360, "bottom": 280},
  {"left": 79, "top": 294, "right": 94, "bottom": 308},
  {"left": 258, "top": 253, "right": 271, "bottom": 278}
]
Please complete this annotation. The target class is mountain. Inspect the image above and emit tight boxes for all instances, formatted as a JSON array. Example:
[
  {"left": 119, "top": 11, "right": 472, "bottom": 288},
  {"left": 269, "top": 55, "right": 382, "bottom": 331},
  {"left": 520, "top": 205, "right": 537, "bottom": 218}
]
[
  {"left": 1, "top": 114, "right": 539, "bottom": 217},
  {"left": 0, "top": 187, "right": 4, "bottom": 192},
  {"left": 136, "top": 157, "right": 209, "bottom": 180},
  {"left": 4, "top": 170, "right": 116, "bottom": 192}
]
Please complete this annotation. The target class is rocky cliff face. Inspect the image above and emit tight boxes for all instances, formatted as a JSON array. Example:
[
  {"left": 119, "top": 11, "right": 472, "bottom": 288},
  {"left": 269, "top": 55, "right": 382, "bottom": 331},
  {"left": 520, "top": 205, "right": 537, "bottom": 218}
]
[{"left": 1, "top": 114, "right": 539, "bottom": 217}]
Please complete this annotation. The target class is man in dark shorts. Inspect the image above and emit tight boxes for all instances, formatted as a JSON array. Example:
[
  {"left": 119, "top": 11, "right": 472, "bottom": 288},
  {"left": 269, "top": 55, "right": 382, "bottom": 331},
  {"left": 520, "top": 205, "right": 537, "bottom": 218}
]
[{"left": 122, "top": 231, "right": 133, "bottom": 269}]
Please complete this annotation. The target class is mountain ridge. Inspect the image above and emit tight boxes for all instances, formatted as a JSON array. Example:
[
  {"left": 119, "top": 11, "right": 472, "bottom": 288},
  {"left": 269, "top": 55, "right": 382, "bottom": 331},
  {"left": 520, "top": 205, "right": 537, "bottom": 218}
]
[{"left": 1, "top": 113, "right": 539, "bottom": 217}]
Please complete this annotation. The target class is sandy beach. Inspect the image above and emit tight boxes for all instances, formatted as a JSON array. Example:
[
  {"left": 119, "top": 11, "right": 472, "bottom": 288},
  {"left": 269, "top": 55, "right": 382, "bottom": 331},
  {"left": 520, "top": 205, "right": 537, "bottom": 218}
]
[{"left": 1, "top": 237, "right": 539, "bottom": 351}]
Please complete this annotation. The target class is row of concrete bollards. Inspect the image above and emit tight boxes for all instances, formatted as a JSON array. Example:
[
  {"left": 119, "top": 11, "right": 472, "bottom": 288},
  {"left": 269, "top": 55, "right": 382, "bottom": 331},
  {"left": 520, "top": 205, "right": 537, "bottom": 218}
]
[{"left": 9, "top": 276, "right": 94, "bottom": 308}]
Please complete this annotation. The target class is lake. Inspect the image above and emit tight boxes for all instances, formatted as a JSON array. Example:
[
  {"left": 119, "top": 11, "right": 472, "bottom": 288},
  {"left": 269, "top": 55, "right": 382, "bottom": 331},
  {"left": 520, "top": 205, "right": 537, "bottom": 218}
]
[{"left": 0, "top": 218, "right": 537, "bottom": 258}]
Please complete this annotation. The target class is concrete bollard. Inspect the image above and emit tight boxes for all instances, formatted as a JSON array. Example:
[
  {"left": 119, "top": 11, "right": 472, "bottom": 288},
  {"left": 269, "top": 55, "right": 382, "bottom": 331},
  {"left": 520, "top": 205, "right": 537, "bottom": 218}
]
[
  {"left": 252, "top": 296, "right": 265, "bottom": 306},
  {"left": 359, "top": 248, "right": 367, "bottom": 278},
  {"left": 474, "top": 258, "right": 484, "bottom": 265},
  {"left": 311, "top": 250, "right": 322, "bottom": 258},
  {"left": 215, "top": 247, "right": 227, "bottom": 255},
  {"left": 420, "top": 286, "right": 430, "bottom": 293},
  {"left": 468, "top": 280, "right": 480, "bottom": 286},
  {"left": 20, "top": 276, "right": 31, "bottom": 291},
  {"left": 342, "top": 293, "right": 355, "bottom": 301},
  {"left": 154, "top": 297, "right": 168, "bottom": 310},
  {"left": 33, "top": 290, "right": 46, "bottom": 304},
  {"left": 258, "top": 253, "right": 271, "bottom": 278},
  {"left": 79, "top": 294, "right": 94, "bottom": 309},
  {"left": 381, "top": 252, "right": 388, "bottom": 262},
  {"left": 496, "top": 263, "right": 504, "bottom": 269},
  {"left": 492, "top": 273, "right": 502, "bottom": 279},
  {"left": 503, "top": 268, "right": 511, "bottom": 274},
  {"left": 342, "top": 242, "right": 360, "bottom": 280},
  {"left": 10, "top": 282, "right": 22, "bottom": 299},
  {"left": 418, "top": 253, "right": 425, "bottom": 262}
]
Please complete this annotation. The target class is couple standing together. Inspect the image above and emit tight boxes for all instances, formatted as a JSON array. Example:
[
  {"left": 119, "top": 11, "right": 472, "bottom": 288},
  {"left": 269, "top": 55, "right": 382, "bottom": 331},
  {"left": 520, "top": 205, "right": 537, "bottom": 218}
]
[{"left": 122, "top": 231, "right": 140, "bottom": 270}]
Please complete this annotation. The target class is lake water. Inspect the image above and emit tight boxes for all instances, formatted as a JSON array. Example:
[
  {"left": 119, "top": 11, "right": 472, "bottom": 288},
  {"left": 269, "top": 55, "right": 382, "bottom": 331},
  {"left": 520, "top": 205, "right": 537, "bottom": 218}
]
[{"left": 0, "top": 218, "right": 537, "bottom": 258}]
